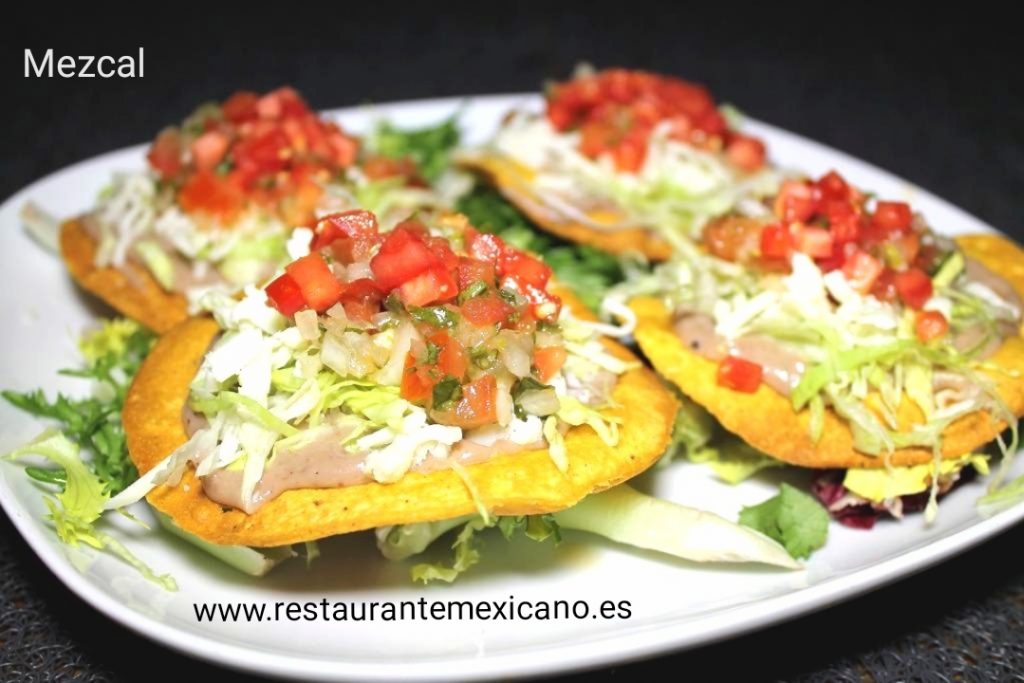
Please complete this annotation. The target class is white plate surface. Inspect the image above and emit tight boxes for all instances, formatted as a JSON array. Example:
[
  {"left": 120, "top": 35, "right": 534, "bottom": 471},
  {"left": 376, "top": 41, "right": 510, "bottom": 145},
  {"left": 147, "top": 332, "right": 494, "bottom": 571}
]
[{"left": 1, "top": 94, "right": 1021, "bottom": 681}]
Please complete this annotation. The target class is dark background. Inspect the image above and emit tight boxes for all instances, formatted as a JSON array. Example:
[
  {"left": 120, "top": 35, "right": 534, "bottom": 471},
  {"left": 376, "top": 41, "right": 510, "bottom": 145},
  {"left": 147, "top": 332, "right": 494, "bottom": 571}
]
[{"left": 3, "top": 8, "right": 1023, "bottom": 682}]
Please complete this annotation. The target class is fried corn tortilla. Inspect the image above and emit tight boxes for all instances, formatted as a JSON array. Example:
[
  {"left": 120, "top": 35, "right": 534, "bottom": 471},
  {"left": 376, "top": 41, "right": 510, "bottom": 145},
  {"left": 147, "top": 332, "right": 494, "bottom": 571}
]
[
  {"left": 631, "top": 234, "right": 1024, "bottom": 470},
  {"left": 459, "top": 152, "right": 674, "bottom": 261},
  {"left": 123, "top": 297, "right": 679, "bottom": 547},
  {"left": 61, "top": 217, "right": 188, "bottom": 334}
]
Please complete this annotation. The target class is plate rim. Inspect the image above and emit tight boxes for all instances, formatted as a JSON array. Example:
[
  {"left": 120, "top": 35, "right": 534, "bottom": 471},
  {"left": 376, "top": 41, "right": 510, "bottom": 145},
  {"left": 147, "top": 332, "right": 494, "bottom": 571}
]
[{"left": 0, "top": 92, "right": 1019, "bottom": 681}]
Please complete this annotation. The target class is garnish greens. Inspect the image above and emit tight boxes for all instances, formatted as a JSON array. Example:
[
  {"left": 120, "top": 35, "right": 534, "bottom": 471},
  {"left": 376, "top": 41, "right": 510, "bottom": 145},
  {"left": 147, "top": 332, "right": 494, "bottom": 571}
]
[
  {"left": 2, "top": 320, "right": 176, "bottom": 588},
  {"left": 369, "top": 115, "right": 461, "bottom": 183},
  {"left": 739, "top": 483, "right": 829, "bottom": 560}
]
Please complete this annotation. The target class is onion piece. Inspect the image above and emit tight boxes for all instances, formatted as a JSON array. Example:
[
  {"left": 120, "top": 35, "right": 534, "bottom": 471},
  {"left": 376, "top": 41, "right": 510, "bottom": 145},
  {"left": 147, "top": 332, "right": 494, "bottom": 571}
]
[{"left": 294, "top": 309, "right": 320, "bottom": 341}]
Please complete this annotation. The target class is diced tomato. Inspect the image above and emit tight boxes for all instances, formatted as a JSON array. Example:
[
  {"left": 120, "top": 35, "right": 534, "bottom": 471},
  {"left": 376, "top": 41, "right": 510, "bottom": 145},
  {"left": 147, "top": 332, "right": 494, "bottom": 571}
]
[
  {"left": 815, "top": 170, "right": 850, "bottom": 202},
  {"left": 361, "top": 155, "right": 420, "bottom": 182},
  {"left": 759, "top": 223, "right": 792, "bottom": 260},
  {"left": 829, "top": 211, "right": 861, "bottom": 245},
  {"left": 716, "top": 356, "right": 763, "bottom": 393},
  {"left": 191, "top": 130, "right": 230, "bottom": 171},
  {"left": 231, "top": 127, "right": 291, "bottom": 183},
  {"left": 795, "top": 225, "right": 834, "bottom": 258},
  {"left": 370, "top": 228, "right": 441, "bottom": 290},
  {"left": 466, "top": 231, "right": 507, "bottom": 264},
  {"left": 726, "top": 135, "right": 766, "bottom": 172},
  {"left": 265, "top": 273, "right": 307, "bottom": 316},
  {"left": 611, "top": 136, "right": 646, "bottom": 172},
  {"left": 256, "top": 86, "right": 308, "bottom": 120},
  {"left": 702, "top": 217, "right": 763, "bottom": 263},
  {"left": 774, "top": 180, "right": 817, "bottom": 224},
  {"left": 872, "top": 201, "right": 913, "bottom": 233},
  {"left": 456, "top": 257, "right": 496, "bottom": 291},
  {"left": 870, "top": 268, "right": 899, "bottom": 302},
  {"left": 284, "top": 253, "right": 345, "bottom": 312},
  {"left": 915, "top": 310, "right": 949, "bottom": 342},
  {"left": 895, "top": 268, "right": 933, "bottom": 309},
  {"left": 430, "top": 332, "right": 469, "bottom": 380},
  {"left": 311, "top": 210, "right": 380, "bottom": 252},
  {"left": 397, "top": 267, "right": 458, "bottom": 307},
  {"left": 534, "top": 346, "right": 568, "bottom": 382},
  {"left": 524, "top": 287, "right": 562, "bottom": 322},
  {"left": 426, "top": 237, "right": 459, "bottom": 273},
  {"left": 499, "top": 250, "right": 551, "bottom": 290},
  {"left": 222, "top": 91, "right": 260, "bottom": 123},
  {"left": 461, "top": 293, "right": 513, "bottom": 326},
  {"left": 884, "top": 232, "right": 921, "bottom": 269},
  {"left": 178, "top": 170, "right": 245, "bottom": 219},
  {"left": 339, "top": 278, "right": 384, "bottom": 322},
  {"left": 147, "top": 128, "right": 183, "bottom": 179},
  {"left": 400, "top": 353, "right": 433, "bottom": 402},
  {"left": 440, "top": 375, "right": 498, "bottom": 429},
  {"left": 841, "top": 250, "right": 884, "bottom": 294}
]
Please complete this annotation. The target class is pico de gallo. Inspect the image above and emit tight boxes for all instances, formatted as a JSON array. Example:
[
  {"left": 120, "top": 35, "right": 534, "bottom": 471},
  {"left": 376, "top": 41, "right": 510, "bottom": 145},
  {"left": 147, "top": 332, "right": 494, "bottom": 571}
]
[
  {"left": 147, "top": 86, "right": 358, "bottom": 226},
  {"left": 547, "top": 68, "right": 767, "bottom": 173},
  {"left": 87, "top": 87, "right": 458, "bottom": 307},
  {"left": 473, "top": 67, "right": 780, "bottom": 243},
  {"left": 134, "top": 210, "right": 631, "bottom": 513},
  {"left": 620, "top": 169, "right": 1021, "bottom": 463}
]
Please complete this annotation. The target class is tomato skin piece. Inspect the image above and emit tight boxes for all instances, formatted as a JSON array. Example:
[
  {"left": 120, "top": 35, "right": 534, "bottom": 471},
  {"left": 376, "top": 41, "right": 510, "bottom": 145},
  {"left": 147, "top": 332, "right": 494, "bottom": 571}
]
[
  {"left": 759, "top": 223, "right": 792, "bottom": 260},
  {"left": 534, "top": 346, "right": 568, "bottom": 382},
  {"left": 265, "top": 273, "right": 307, "bottom": 316},
  {"left": 397, "top": 267, "right": 458, "bottom": 307},
  {"left": 147, "top": 128, "right": 184, "bottom": 179},
  {"left": 872, "top": 201, "right": 913, "bottom": 233},
  {"left": 895, "top": 268, "right": 933, "bottom": 309},
  {"left": 717, "top": 356, "right": 763, "bottom": 393},
  {"left": 400, "top": 353, "right": 434, "bottom": 403},
  {"left": 915, "top": 310, "right": 949, "bottom": 342},
  {"left": 842, "top": 250, "right": 884, "bottom": 294},
  {"left": 370, "top": 228, "right": 441, "bottom": 290},
  {"left": 285, "top": 253, "right": 345, "bottom": 313},
  {"left": 461, "top": 293, "right": 513, "bottom": 326},
  {"left": 726, "top": 135, "right": 766, "bottom": 172},
  {"left": 774, "top": 180, "right": 817, "bottom": 224}
]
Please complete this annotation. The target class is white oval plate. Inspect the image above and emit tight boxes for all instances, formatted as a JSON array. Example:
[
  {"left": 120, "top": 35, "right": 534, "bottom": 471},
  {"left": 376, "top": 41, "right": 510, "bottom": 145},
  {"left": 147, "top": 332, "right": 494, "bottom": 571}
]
[{"left": 1, "top": 95, "right": 1022, "bottom": 681}]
